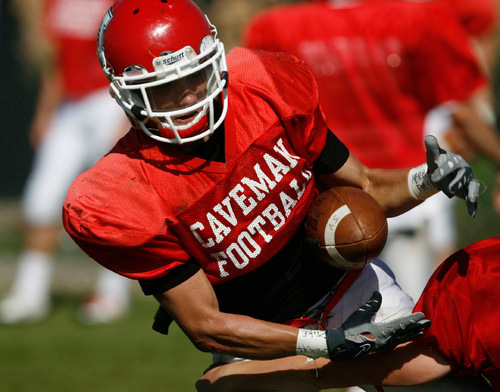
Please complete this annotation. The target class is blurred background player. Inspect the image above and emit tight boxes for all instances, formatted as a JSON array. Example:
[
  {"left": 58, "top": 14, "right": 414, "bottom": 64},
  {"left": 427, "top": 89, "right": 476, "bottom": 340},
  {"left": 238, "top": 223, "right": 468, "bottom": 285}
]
[
  {"left": 243, "top": 0, "right": 500, "bottom": 301},
  {"left": 426, "top": 0, "right": 500, "bottom": 211},
  {"left": 0, "top": 0, "right": 131, "bottom": 325}
]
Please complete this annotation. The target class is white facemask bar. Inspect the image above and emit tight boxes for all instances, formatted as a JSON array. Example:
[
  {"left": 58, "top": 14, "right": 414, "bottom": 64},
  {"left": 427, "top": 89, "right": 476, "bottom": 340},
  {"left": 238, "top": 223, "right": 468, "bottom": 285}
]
[{"left": 110, "top": 39, "right": 228, "bottom": 144}]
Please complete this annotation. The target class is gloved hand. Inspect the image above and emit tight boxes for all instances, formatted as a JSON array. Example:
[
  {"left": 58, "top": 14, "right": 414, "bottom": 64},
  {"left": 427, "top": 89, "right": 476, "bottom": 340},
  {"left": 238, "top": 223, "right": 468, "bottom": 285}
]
[
  {"left": 425, "top": 135, "right": 479, "bottom": 217},
  {"left": 326, "top": 291, "right": 430, "bottom": 362}
]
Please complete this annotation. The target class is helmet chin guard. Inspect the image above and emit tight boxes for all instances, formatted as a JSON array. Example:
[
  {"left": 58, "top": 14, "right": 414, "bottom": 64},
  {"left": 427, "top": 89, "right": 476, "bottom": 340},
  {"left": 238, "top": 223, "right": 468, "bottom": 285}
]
[{"left": 97, "top": 0, "right": 229, "bottom": 144}]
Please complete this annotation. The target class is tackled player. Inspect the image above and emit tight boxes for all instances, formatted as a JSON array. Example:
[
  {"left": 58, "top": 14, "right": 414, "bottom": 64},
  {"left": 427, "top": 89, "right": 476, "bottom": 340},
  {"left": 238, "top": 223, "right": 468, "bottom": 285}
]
[{"left": 62, "top": 0, "right": 480, "bottom": 388}]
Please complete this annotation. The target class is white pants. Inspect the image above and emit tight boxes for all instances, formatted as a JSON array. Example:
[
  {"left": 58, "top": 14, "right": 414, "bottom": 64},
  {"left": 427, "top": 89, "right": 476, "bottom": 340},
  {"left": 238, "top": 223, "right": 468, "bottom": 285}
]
[
  {"left": 214, "top": 259, "right": 488, "bottom": 391},
  {"left": 380, "top": 193, "right": 456, "bottom": 301},
  {"left": 213, "top": 258, "right": 415, "bottom": 365},
  {"left": 22, "top": 88, "right": 125, "bottom": 225}
]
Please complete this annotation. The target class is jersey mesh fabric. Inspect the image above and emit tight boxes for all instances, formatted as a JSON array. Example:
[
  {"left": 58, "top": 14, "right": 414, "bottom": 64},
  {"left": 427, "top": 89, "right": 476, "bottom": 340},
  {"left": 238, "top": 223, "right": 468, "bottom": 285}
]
[
  {"left": 414, "top": 237, "right": 500, "bottom": 386},
  {"left": 63, "top": 48, "right": 333, "bottom": 285},
  {"left": 244, "top": 0, "right": 486, "bottom": 169}
]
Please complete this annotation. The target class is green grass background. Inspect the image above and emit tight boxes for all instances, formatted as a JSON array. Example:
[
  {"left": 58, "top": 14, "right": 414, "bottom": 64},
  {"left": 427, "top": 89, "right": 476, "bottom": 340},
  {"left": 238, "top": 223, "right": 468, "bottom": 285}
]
[
  {"left": 0, "top": 295, "right": 211, "bottom": 392},
  {"left": 0, "top": 159, "right": 498, "bottom": 392}
]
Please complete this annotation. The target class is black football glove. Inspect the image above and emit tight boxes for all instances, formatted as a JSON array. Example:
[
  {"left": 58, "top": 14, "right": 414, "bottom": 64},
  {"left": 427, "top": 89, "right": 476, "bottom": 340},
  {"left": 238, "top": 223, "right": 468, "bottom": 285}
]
[
  {"left": 425, "top": 135, "right": 480, "bottom": 218},
  {"left": 326, "top": 291, "right": 430, "bottom": 362}
]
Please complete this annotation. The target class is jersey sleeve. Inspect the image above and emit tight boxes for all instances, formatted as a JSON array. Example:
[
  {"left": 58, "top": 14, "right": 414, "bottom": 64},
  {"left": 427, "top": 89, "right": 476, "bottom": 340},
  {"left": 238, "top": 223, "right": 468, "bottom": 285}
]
[{"left": 62, "top": 151, "right": 191, "bottom": 281}]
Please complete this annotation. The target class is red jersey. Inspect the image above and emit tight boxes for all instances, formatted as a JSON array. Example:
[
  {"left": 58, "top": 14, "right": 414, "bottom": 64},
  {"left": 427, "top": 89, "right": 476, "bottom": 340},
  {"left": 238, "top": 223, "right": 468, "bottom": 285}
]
[
  {"left": 43, "top": 0, "right": 115, "bottom": 99},
  {"left": 414, "top": 237, "right": 500, "bottom": 388},
  {"left": 244, "top": 0, "right": 486, "bottom": 169},
  {"left": 63, "top": 48, "right": 331, "bottom": 284}
]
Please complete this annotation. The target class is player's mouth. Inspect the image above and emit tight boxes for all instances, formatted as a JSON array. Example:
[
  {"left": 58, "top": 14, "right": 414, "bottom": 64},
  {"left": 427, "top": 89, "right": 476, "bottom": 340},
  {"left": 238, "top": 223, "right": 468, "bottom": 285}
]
[{"left": 172, "top": 109, "right": 200, "bottom": 124}]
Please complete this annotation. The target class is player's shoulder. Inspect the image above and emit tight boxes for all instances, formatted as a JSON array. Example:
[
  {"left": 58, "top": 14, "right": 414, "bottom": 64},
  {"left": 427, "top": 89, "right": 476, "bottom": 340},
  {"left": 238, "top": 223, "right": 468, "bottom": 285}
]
[
  {"left": 226, "top": 47, "right": 319, "bottom": 107},
  {"left": 64, "top": 131, "right": 166, "bottom": 232},
  {"left": 227, "top": 46, "right": 311, "bottom": 75}
]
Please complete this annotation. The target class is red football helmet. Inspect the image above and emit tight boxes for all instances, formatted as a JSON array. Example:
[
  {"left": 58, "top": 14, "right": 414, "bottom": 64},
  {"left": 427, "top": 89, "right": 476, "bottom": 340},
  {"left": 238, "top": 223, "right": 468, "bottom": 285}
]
[{"left": 97, "top": 0, "right": 228, "bottom": 144}]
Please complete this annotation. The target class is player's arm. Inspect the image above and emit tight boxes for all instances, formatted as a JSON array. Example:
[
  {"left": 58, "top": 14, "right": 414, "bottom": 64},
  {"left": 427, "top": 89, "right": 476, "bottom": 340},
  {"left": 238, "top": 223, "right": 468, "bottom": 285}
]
[
  {"left": 451, "top": 87, "right": 500, "bottom": 168},
  {"left": 317, "top": 152, "right": 422, "bottom": 218},
  {"left": 316, "top": 132, "right": 480, "bottom": 218},
  {"left": 153, "top": 268, "right": 298, "bottom": 359},
  {"left": 152, "top": 269, "right": 428, "bottom": 360},
  {"left": 450, "top": 87, "right": 500, "bottom": 213},
  {"left": 196, "top": 341, "right": 452, "bottom": 392}
]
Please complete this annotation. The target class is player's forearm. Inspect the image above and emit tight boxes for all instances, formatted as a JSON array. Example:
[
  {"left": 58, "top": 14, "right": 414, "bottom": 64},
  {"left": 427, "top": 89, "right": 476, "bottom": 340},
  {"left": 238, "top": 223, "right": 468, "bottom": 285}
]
[
  {"left": 184, "top": 310, "right": 299, "bottom": 359},
  {"left": 359, "top": 166, "right": 426, "bottom": 217},
  {"left": 197, "top": 356, "right": 328, "bottom": 392},
  {"left": 318, "top": 154, "right": 428, "bottom": 218},
  {"left": 198, "top": 355, "right": 378, "bottom": 391},
  {"left": 197, "top": 343, "right": 451, "bottom": 391}
]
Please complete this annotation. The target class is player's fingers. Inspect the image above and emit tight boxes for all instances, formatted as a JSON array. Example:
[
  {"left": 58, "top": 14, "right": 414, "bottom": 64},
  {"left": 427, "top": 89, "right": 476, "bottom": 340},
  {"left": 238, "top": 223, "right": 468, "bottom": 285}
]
[
  {"left": 381, "top": 317, "right": 431, "bottom": 347},
  {"left": 424, "top": 135, "right": 441, "bottom": 163},
  {"left": 380, "top": 312, "right": 428, "bottom": 334},
  {"left": 342, "top": 291, "right": 382, "bottom": 328},
  {"left": 361, "top": 291, "right": 382, "bottom": 316},
  {"left": 467, "top": 179, "right": 480, "bottom": 203},
  {"left": 449, "top": 167, "right": 473, "bottom": 194},
  {"left": 466, "top": 183, "right": 479, "bottom": 218}
]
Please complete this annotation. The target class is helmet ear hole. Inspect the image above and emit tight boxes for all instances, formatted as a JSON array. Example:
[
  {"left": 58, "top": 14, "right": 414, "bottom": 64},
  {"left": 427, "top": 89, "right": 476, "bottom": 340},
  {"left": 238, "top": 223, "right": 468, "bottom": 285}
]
[
  {"left": 221, "top": 71, "right": 229, "bottom": 85},
  {"left": 131, "top": 105, "right": 146, "bottom": 121}
]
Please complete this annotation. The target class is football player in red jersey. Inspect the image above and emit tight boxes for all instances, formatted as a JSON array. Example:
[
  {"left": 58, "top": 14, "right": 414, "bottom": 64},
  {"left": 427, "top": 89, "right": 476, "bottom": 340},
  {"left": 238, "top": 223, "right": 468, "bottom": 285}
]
[
  {"left": 197, "top": 237, "right": 500, "bottom": 391},
  {"left": 243, "top": 0, "right": 500, "bottom": 303},
  {"left": 63, "top": 0, "right": 478, "bottom": 371},
  {"left": 0, "top": 0, "right": 131, "bottom": 326}
]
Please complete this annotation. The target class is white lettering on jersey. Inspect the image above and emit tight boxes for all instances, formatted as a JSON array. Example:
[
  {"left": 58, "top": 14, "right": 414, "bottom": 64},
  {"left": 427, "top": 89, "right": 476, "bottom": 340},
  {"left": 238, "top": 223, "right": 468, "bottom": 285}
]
[
  {"left": 189, "top": 138, "right": 311, "bottom": 277},
  {"left": 190, "top": 222, "right": 215, "bottom": 248},
  {"left": 247, "top": 216, "right": 273, "bottom": 243},
  {"left": 207, "top": 213, "right": 231, "bottom": 244},
  {"left": 262, "top": 203, "right": 286, "bottom": 231},
  {"left": 263, "top": 154, "right": 290, "bottom": 182},
  {"left": 280, "top": 191, "right": 297, "bottom": 217},
  {"left": 229, "top": 184, "right": 257, "bottom": 216},
  {"left": 211, "top": 252, "right": 229, "bottom": 278},
  {"left": 241, "top": 163, "right": 277, "bottom": 201},
  {"left": 273, "top": 138, "right": 300, "bottom": 168}
]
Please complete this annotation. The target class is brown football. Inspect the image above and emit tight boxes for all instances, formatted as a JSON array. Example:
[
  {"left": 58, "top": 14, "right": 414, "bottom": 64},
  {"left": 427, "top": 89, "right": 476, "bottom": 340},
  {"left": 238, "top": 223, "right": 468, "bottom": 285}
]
[{"left": 304, "top": 186, "right": 388, "bottom": 270}]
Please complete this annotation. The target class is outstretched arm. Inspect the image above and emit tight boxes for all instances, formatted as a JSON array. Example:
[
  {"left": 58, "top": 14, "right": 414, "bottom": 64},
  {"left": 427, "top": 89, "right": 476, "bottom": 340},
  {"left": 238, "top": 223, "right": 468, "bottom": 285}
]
[
  {"left": 196, "top": 341, "right": 451, "bottom": 392},
  {"left": 155, "top": 272, "right": 428, "bottom": 361},
  {"left": 317, "top": 135, "right": 479, "bottom": 218},
  {"left": 317, "top": 153, "right": 422, "bottom": 218},
  {"left": 154, "top": 268, "right": 298, "bottom": 360}
]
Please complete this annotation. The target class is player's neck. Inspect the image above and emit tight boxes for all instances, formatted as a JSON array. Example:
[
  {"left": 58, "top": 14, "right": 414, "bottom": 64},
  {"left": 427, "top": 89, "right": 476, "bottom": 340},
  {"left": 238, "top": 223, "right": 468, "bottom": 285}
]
[{"left": 171, "top": 124, "right": 226, "bottom": 163}]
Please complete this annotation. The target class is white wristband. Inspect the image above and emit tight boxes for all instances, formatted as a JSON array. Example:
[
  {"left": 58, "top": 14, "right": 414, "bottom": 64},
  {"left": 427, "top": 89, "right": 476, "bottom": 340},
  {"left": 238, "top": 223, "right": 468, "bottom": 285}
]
[
  {"left": 408, "top": 163, "right": 437, "bottom": 200},
  {"left": 296, "top": 329, "right": 329, "bottom": 359}
]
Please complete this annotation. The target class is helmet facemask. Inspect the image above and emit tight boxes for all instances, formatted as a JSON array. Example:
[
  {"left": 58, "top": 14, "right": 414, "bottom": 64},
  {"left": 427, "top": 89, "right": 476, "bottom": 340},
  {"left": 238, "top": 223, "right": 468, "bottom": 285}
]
[{"left": 105, "top": 24, "right": 228, "bottom": 145}]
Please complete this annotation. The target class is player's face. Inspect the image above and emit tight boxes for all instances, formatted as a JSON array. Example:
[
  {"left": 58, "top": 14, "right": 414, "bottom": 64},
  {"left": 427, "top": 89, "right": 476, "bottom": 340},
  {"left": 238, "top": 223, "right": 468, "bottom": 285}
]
[{"left": 146, "top": 70, "right": 208, "bottom": 126}]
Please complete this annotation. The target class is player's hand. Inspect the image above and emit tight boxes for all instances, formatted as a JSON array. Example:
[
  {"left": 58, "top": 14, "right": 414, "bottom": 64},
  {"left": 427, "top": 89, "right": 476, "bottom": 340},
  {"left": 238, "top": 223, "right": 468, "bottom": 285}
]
[
  {"left": 425, "top": 135, "right": 479, "bottom": 218},
  {"left": 325, "top": 291, "right": 430, "bottom": 362}
]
